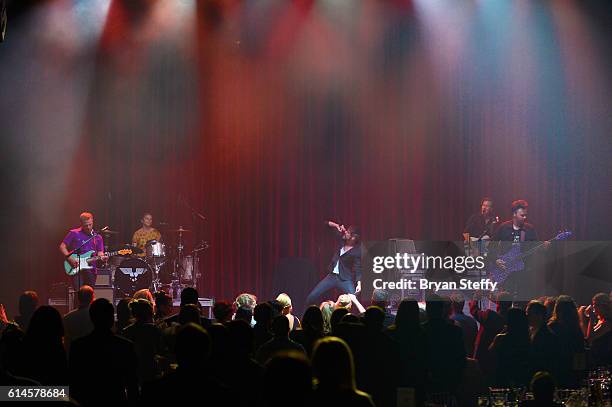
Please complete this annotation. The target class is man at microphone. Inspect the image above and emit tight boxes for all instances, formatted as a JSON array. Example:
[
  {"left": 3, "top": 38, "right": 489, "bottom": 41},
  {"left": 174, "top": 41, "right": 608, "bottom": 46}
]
[
  {"left": 304, "top": 221, "right": 362, "bottom": 307},
  {"left": 59, "top": 212, "right": 107, "bottom": 290},
  {"left": 463, "top": 197, "right": 498, "bottom": 243}
]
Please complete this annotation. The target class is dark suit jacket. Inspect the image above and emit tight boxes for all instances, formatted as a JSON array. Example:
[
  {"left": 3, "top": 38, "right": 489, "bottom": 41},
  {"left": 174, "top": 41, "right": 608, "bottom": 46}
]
[{"left": 327, "top": 243, "right": 362, "bottom": 282}]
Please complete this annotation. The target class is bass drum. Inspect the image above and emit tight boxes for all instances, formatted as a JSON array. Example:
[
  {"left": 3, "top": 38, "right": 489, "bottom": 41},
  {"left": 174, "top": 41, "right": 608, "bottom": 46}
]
[{"left": 114, "top": 258, "right": 152, "bottom": 298}]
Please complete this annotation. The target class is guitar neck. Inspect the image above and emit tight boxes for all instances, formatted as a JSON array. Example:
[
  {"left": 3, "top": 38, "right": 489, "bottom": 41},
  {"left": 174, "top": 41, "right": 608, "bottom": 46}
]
[
  {"left": 86, "top": 251, "right": 115, "bottom": 262},
  {"left": 515, "top": 240, "right": 549, "bottom": 261}
]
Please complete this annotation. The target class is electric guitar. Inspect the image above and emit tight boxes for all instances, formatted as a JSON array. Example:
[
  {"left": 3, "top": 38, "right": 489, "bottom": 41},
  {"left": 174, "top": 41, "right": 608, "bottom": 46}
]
[
  {"left": 489, "top": 230, "right": 572, "bottom": 284},
  {"left": 64, "top": 249, "right": 133, "bottom": 276}
]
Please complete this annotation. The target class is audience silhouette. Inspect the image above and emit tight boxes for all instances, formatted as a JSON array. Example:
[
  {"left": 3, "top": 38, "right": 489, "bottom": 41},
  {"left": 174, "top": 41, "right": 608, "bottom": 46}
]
[{"left": 0, "top": 286, "right": 610, "bottom": 406}]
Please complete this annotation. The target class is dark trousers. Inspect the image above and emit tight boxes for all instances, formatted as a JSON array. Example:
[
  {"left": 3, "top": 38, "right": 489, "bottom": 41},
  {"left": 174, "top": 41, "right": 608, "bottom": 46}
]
[
  {"left": 305, "top": 273, "right": 355, "bottom": 306},
  {"left": 72, "top": 269, "right": 97, "bottom": 291}
]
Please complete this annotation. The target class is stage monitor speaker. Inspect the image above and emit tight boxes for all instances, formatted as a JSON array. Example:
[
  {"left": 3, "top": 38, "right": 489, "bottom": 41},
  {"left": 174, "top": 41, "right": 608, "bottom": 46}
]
[
  {"left": 94, "top": 286, "right": 114, "bottom": 304},
  {"left": 96, "top": 268, "right": 113, "bottom": 287}
]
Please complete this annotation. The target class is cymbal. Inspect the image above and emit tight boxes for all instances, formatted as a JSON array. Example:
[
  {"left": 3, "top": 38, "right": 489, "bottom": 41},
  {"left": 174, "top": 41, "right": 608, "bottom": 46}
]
[{"left": 168, "top": 227, "right": 191, "bottom": 233}]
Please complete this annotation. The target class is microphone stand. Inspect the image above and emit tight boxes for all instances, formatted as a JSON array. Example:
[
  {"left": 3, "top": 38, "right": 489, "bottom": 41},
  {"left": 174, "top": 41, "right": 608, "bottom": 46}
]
[
  {"left": 67, "top": 232, "right": 98, "bottom": 293},
  {"left": 181, "top": 197, "right": 206, "bottom": 293}
]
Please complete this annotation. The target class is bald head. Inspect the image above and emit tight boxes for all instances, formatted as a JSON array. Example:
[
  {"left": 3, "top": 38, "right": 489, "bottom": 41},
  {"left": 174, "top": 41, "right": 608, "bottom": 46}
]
[{"left": 77, "top": 285, "right": 95, "bottom": 308}]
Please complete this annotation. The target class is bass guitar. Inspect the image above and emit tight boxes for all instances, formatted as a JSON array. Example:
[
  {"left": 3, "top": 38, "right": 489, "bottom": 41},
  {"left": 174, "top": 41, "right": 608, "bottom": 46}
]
[{"left": 489, "top": 230, "right": 572, "bottom": 284}]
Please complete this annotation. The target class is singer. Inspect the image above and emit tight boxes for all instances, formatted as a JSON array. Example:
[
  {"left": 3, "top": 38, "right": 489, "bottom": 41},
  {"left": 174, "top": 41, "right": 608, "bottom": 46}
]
[
  {"left": 59, "top": 212, "right": 107, "bottom": 290},
  {"left": 463, "top": 197, "right": 498, "bottom": 242},
  {"left": 304, "top": 221, "right": 362, "bottom": 307}
]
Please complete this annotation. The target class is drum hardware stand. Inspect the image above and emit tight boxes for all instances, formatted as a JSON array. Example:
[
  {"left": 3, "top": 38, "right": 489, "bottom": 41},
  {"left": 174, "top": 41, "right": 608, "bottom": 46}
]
[
  {"left": 192, "top": 240, "right": 209, "bottom": 293},
  {"left": 150, "top": 259, "right": 163, "bottom": 293},
  {"left": 170, "top": 227, "right": 187, "bottom": 299}
]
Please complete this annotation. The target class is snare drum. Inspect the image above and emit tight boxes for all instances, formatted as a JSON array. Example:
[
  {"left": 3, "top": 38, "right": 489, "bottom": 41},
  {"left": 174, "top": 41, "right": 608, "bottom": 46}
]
[
  {"left": 145, "top": 240, "right": 166, "bottom": 259},
  {"left": 114, "top": 258, "right": 152, "bottom": 298}
]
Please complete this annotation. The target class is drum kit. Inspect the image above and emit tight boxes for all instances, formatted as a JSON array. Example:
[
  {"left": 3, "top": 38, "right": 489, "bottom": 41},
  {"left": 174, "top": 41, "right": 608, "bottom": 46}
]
[{"left": 101, "top": 226, "right": 209, "bottom": 300}]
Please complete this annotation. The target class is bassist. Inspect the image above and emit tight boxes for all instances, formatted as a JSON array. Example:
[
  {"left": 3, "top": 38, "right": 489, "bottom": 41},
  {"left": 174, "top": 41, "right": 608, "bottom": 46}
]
[
  {"left": 59, "top": 212, "right": 108, "bottom": 290},
  {"left": 490, "top": 200, "right": 541, "bottom": 296}
]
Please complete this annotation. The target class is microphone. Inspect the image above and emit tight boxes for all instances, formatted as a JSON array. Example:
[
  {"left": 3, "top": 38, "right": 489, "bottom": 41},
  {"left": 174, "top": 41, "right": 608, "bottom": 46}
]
[{"left": 326, "top": 221, "right": 345, "bottom": 233}]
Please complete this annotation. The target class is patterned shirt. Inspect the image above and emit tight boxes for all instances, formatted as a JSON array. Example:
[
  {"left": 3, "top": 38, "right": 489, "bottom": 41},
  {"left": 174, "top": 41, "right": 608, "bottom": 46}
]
[{"left": 132, "top": 228, "right": 162, "bottom": 256}]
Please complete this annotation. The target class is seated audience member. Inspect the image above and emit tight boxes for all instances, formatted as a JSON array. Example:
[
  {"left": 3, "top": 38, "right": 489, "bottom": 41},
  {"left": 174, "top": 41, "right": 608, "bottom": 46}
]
[
  {"left": 122, "top": 299, "right": 162, "bottom": 383},
  {"left": 115, "top": 297, "right": 132, "bottom": 333},
  {"left": 268, "top": 299, "right": 284, "bottom": 319},
  {"left": 547, "top": 295, "right": 586, "bottom": 387},
  {"left": 153, "top": 291, "right": 173, "bottom": 327},
  {"left": 450, "top": 293, "right": 478, "bottom": 356},
  {"left": 262, "top": 351, "right": 313, "bottom": 407},
  {"left": 335, "top": 294, "right": 352, "bottom": 311},
  {"left": 133, "top": 288, "right": 154, "bottom": 304},
  {"left": 330, "top": 307, "right": 349, "bottom": 335},
  {"left": 360, "top": 306, "right": 401, "bottom": 407},
  {"left": 470, "top": 291, "right": 512, "bottom": 380},
  {"left": 320, "top": 301, "right": 335, "bottom": 335},
  {"left": 212, "top": 301, "right": 233, "bottom": 324},
  {"left": 234, "top": 293, "right": 257, "bottom": 326},
  {"left": 340, "top": 313, "right": 360, "bottom": 324},
  {"left": 489, "top": 307, "right": 531, "bottom": 387},
  {"left": 0, "top": 363, "right": 39, "bottom": 386},
  {"left": 542, "top": 296, "right": 557, "bottom": 321},
  {"left": 160, "top": 304, "right": 202, "bottom": 365},
  {"left": 0, "top": 321, "right": 38, "bottom": 386},
  {"left": 368, "top": 289, "right": 394, "bottom": 328},
  {"left": 386, "top": 299, "right": 428, "bottom": 403},
  {"left": 520, "top": 371, "right": 563, "bottom": 407},
  {"left": 141, "top": 323, "right": 236, "bottom": 404},
  {"left": 63, "top": 285, "right": 95, "bottom": 351},
  {"left": 0, "top": 303, "right": 12, "bottom": 332},
  {"left": 234, "top": 306, "right": 254, "bottom": 325},
  {"left": 276, "top": 293, "right": 301, "bottom": 331},
  {"left": 253, "top": 302, "right": 274, "bottom": 350},
  {"left": 14, "top": 291, "right": 38, "bottom": 331},
  {"left": 256, "top": 316, "right": 305, "bottom": 364},
  {"left": 526, "top": 301, "right": 560, "bottom": 379},
  {"left": 290, "top": 306, "right": 325, "bottom": 356},
  {"left": 163, "top": 287, "right": 211, "bottom": 327},
  {"left": 311, "top": 336, "right": 375, "bottom": 407},
  {"left": 207, "top": 323, "right": 233, "bottom": 385},
  {"left": 0, "top": 318, "right": 24, "bottom": 376},
  {"left": 226, "top": 320, "right": 263, "bottom": 395},
  {"left": 423, "top": 294, "right": 466, "bottom": 393},
  {"left": 69, "top": 298, "right": 138, "bottom": 405},
  {"left": 581, "top": 292, "right": 612, "bottom": 368},
  {"left": 19, "top": 306, "right": 68, "bottom": 385}
]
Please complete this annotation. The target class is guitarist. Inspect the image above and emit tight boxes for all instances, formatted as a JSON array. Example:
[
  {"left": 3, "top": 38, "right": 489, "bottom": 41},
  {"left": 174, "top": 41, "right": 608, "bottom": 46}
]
[
  {"left": 59, "top": 212, "right": 108, "bottom": 290},
  {"left": 493, "top": 200, "right": 538, "bottom": 246},
  {"left": 491, "top": 200, "right": 541, "bottom": 296},
  {"left": 463, "top": 197, "right": 498, "bottom": 257},
  {"left": 463, "top": 197, "right": 497, "bottom": 242}
]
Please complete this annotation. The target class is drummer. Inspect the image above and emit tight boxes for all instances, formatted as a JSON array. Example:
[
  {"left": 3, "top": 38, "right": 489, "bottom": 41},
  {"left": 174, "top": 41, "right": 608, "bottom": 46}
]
[{"left": 132, "top": 212, "right": 162, "bottom": 257}]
